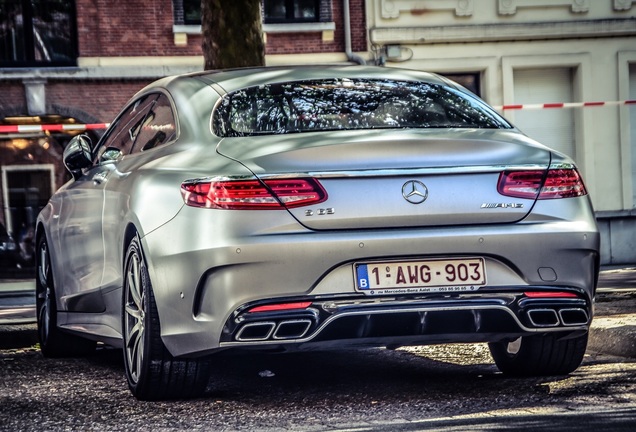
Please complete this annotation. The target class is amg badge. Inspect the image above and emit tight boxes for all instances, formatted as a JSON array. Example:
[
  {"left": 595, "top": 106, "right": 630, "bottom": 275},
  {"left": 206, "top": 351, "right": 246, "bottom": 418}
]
[{"left": 481, "top": 203, "right": 524, "bottom": 209}]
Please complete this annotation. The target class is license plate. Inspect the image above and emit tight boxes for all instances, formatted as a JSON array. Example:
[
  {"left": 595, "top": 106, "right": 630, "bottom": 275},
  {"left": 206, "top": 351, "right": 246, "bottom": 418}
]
[{"left": 355, "top": 258, "right": 486, "bottom": 295}]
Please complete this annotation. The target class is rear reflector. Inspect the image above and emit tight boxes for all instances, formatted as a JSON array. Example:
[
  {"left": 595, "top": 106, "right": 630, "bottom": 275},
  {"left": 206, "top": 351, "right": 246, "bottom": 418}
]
[
  {"left": 248, "top": 302, "right": 312, "bottom": 313},
  {"left": 524, "top": 291, "right": 579, "bottom": 298},
  {"left": 181, "top": 178, "right": 326, "bottom": 209},
  {"left": 498, "top": 168, "right": 587, "bottom": 200}
]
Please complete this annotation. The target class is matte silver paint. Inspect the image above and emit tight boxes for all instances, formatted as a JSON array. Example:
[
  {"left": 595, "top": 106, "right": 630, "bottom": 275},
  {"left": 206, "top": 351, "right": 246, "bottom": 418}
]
[{"left": 37, "top": 66, "right": 600, "bottom": 357}]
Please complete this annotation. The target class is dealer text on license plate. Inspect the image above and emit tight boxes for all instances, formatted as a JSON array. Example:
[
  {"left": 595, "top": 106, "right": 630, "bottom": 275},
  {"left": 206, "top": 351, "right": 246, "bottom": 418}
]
[{"left": 355, "top": 258, "right": 486, "bottom": 295}]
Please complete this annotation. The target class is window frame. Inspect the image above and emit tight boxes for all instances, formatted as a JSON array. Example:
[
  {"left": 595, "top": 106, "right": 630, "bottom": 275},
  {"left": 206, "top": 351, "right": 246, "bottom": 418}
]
[
  {"left": 263, "top": 0, "right": 321, "bottom": 24},
  {"left": 129, "top": 93, "right": 178, "bottom": 154},
  {"left": 174, "top": 0, "right": 326, "bottom": 26},
  {"left": 213, "top": 78, "right": 512, "bottom": 137},
  {"left": 93, "top": 94, "right": 159, "bottom": 165}
]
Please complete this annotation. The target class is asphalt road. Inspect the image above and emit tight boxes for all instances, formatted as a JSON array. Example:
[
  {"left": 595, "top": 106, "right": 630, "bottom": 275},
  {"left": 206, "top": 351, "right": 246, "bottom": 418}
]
[
  {"left": 1, "top": 325, "right": 635, "bottom": 431},
  {"left": 0, "top": 268, "right": 635, "bottom": 431}
]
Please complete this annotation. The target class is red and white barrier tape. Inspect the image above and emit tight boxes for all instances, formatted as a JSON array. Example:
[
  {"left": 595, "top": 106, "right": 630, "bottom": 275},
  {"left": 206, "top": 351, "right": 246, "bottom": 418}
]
[
  {"left": 0, "top": 99, "right": 635, "bottom": 134},
  {"left": 494, "top": 99, "right": 636, "bottom": 111},
  {"left": 0, "top": 123, "right": 110, "bottom": 134}
]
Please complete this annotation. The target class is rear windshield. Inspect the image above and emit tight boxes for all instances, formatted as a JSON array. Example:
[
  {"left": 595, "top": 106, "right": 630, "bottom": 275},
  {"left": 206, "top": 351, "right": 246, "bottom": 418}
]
[{"left": 212, "top": 78, "right": 511, "bottom": 137}]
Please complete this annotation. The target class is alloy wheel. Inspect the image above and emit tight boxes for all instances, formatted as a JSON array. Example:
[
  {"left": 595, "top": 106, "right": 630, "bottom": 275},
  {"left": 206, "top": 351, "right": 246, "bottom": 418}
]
[{"left": 124, "top": 249, "right": 146, "bottom": 384}]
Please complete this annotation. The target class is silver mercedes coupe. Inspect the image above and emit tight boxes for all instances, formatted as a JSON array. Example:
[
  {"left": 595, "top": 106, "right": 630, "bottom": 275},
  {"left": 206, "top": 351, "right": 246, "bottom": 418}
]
[{"left": 36, "top": 66, "right": 600, "bottom": 400}]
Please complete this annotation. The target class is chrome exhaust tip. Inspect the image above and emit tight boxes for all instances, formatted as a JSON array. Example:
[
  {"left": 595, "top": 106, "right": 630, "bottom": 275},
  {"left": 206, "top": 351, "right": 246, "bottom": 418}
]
[
  {"left": 527, "top": 309, "right": 560, "bottom": 327},
  {"left": 273, "top": 319, "right": 313, "bottom": 340},
  {"left": 236, "top": 321, "right": 276, "bottom": 341},
  {"left": 558, "top": 308, "right": 589, "bottom": 326}
]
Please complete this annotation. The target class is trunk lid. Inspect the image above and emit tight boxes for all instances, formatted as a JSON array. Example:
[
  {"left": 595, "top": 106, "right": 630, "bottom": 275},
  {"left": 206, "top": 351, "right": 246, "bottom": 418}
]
[{"left": 216, "top": 129, "right": 551, "bottom": 230}]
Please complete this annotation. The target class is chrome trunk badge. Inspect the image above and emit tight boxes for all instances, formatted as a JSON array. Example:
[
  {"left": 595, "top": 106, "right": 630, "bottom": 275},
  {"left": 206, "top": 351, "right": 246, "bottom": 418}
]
[{"left": 402, "top": 180, "right": 428, "bottom": 204}]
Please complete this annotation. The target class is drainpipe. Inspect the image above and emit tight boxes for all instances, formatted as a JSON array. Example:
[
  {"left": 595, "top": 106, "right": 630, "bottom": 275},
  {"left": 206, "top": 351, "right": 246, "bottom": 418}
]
[{"left": 343, "top": 0, "right": 366, "bottom": 65}]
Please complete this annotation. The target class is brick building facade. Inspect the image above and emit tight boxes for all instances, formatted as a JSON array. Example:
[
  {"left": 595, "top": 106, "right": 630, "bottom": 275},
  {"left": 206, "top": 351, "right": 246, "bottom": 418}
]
[
  {"left": 2, "top": 1, "right": 635, "bottom": 270},
  {"left": 0, "top": 0, "right": 368, "bottom": 274}
]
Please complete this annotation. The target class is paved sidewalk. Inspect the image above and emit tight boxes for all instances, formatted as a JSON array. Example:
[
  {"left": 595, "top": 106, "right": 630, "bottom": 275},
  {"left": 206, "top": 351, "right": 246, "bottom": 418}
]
[
  {"left": 590, "top": 266, "right": 636, "bottom": 358},
  {"left": 0, "top": 279, "right": 35, "bottom": 324}
]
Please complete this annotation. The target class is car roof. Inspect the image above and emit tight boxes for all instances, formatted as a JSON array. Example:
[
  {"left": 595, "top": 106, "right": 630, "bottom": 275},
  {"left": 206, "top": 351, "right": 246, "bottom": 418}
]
[{"left": 156, "top": 65, "right": 451, "bottom": 96}]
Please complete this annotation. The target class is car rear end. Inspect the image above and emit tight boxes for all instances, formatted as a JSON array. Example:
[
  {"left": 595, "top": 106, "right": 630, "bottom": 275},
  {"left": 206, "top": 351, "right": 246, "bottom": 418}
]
[
  {"left": 146, "top": 70, "right": 599, "bottom": 377},
  {"left": 152, "top": 146, "right": 598, "bottom": 357}
]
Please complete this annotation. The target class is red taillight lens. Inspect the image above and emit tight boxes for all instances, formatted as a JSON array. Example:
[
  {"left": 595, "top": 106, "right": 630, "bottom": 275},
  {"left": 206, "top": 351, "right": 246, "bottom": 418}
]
[
  {"left": 248, "top": 302, "right": 312, "bottom": 313},
  {"left": 497, "top": 170, "right": 544, "bottom": 199},
  {"left": 498, "top": 168, "right": 587, "bottom": 200},
  {"left": 181, "top": 178, "right": 326, "bottom": 209},
  {"left": 540, "top": 169, "right": 588, "bottom": 199},
  {"left": 524, "top": 291, "right": 579, "bottom": 298}
]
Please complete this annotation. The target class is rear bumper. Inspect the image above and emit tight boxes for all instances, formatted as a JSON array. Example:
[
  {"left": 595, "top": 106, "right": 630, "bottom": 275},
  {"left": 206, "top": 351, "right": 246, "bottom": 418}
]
[
  {"left": 142, "top": 206, "right": 598, "bottom": 357},
  {"left": 219, "top": 290, "right": 591, "bottom": 351}
]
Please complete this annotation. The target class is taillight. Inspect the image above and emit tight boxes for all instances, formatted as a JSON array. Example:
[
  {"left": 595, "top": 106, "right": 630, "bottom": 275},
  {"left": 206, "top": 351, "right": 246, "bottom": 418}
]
[
  {"left": 181, "top": 177, "right": 327, "bottom": 209},
  {"left": 498, "top": 168, "right": 587, "bottom": 200}
]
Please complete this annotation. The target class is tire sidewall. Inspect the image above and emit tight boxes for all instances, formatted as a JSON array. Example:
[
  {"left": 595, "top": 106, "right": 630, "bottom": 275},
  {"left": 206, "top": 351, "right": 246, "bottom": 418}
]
[{"left": 35, "top": 234, "right": 56, "bottom": 353}]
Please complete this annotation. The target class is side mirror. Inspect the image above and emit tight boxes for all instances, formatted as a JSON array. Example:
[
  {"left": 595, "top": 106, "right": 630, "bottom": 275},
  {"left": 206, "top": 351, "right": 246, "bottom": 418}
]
[{"left": 63, "top": 135, "right": 93, "bottom": 179}]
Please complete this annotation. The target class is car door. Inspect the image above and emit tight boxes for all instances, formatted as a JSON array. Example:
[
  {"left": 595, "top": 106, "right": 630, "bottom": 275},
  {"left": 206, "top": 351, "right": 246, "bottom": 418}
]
[
  {"left": 55, "top": 95, "right": 157, "bottom": 311},
  {"left": 100, "top": 93, "right": 176, "bottom": 294}
]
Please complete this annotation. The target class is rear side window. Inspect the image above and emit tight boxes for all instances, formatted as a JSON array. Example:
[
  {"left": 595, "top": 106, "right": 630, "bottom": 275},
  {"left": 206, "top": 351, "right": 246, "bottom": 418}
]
[
  {"left": 213, "top": 78, "right": 511, "bottom": 137},
  {"left": 94, "top": 95, "right": 157, "bottom": 163},
  {"left": 131, "top": 94, "right": 177, "bottom": 153}
]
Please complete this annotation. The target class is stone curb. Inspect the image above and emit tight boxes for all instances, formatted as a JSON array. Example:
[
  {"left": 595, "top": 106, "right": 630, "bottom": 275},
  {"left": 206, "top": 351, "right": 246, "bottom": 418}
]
[
  {"left": 592, "top": 267, "right": 636, "bottom": 358},
  {"left": 588, "top": 313, "right": 636, "bottom": 358}
]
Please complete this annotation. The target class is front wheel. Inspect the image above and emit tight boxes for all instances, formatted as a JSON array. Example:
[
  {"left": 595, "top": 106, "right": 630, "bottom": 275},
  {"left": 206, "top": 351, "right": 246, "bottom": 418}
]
[
  {"left": 488, "top": 332, "right": 588, "bottom": 376},
  {"left": 36, "top": 235, "right": 96, "bottom": 357},
  {"left": 122, "top": 235, "right": 211, "bottom": 400}
]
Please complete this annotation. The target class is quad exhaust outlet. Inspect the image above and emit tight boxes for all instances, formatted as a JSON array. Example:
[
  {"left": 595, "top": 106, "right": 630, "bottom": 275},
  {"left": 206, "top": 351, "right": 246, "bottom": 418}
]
[
  {"left": 235, "top": 319, "right": 313, "bottom": 342},
  {"left": 527, "top": 308, "right": 589, "bottom": 328}
]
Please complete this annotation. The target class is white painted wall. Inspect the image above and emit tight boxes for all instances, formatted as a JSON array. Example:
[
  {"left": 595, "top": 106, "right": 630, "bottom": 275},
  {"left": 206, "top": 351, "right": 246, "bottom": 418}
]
[
  {"left": 513, "top": 67, "right": 575, "bottom": 159},
  {"left": 630, "top": 64, "right": 636, "bottom": 207},
  {"left": 367, "top": 0, "right": 636, "bottom": 213}
]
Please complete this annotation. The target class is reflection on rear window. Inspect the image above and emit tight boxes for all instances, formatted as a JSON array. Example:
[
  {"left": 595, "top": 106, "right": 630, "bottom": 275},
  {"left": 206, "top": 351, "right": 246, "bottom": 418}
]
[{"left": 213, "top": 78, "right": 511, "bottom": 137}]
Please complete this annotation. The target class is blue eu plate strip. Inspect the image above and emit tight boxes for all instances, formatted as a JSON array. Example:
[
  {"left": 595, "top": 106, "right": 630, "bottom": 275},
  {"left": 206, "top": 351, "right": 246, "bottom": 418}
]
[{"left": 356, "top": 264, "right": 369, "bottom": 290}]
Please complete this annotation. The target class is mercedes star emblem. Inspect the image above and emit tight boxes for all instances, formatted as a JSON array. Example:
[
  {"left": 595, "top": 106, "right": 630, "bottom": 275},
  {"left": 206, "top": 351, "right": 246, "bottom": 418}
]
[{"left": 402, "top": 180, "right": 429, "bottom": 204}]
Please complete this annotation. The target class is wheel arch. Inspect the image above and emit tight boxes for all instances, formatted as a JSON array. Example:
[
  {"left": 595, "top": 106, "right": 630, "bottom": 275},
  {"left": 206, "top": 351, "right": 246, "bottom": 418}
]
[
  {"left": 121, "top": 222, "right": 166, "bottom": 338},
  {"left": 35, "top": 222, "right": 46, "bottom": 255}
]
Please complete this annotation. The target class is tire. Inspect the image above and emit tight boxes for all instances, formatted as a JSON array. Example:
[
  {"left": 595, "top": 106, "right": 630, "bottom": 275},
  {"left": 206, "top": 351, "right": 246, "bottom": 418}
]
[
  {"left": 36, "top": 235, "right": 96, "bottom": 357},
  {"left": 488, "top": 332, "right": 588, "bottom": 376},
  {"left": 122, "top": 235, "right": 211, "bottom": 400}
]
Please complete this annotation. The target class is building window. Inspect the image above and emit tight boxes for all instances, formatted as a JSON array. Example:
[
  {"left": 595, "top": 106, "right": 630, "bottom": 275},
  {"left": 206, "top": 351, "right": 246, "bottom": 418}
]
[
  {"left": 443, "top": 73, "right": 481, "bottom": 97},
  {"left": 177, "top": 0, "right": 323, "bottom": 25},
  {"left": 264, "top": 0, "right": 319, "bottom": 23},
  {"left": 0, "top": 0, "right": 77, "bottom": 67},
  {"left": 182, "top": 0, "right": 201, "bottom": 25}
]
